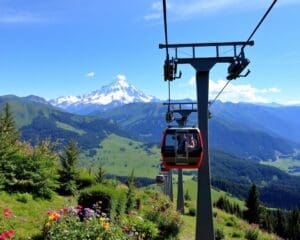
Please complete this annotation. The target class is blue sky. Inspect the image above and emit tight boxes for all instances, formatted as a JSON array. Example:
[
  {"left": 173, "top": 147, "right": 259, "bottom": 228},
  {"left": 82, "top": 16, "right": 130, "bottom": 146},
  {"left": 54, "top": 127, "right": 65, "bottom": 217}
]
[{"left": 0, "top": 0, "right": 299, "bottom": 104}]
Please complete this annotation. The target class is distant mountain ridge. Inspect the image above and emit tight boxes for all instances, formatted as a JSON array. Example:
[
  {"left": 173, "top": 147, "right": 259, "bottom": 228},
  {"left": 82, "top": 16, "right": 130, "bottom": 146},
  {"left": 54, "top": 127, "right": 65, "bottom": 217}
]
[
  {"left": 98, "top": 101, "right": 300, "bottom": 161},
  {"left": 49, "top": 77, "right": 158, "bottom": 114}
]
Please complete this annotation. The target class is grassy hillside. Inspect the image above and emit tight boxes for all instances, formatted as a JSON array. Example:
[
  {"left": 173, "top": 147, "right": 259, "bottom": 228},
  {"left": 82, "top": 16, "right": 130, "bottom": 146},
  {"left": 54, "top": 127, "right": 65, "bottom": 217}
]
[
  {"left": 82, "top": 134, "right": 160, "bottom": 178},
  {"left": 0, "top": 192, "right": 76, "bottom": 239},
  {"left": 179, "top": 210, "right": 278, "bottom": 240},
  {"left": 0, "top": 189, "right": 278, "bottom": 240}
]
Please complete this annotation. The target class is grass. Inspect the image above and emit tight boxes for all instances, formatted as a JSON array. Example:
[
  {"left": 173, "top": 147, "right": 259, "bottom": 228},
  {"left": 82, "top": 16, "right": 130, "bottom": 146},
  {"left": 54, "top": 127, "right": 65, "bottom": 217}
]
[
  {"left": 172, "top": 175, "right": 245, "bottom": 209},
  {"left": 55, "top": 121, "right": 86, "bottom": 135},
  {"left": 179, "top": 208, "right": 278, "bottom": 240},
  {"left": 85, "top": 134, "right": 161, "bottom": 178},
  {"left": 261, "top": 158, "right": 300, "bottom": 176},
  {"left": 1, "top": 187, "right": 278, "bottom": 240},
  {"left": 0, "top": 191, "right": 76, "bottom": 239}
]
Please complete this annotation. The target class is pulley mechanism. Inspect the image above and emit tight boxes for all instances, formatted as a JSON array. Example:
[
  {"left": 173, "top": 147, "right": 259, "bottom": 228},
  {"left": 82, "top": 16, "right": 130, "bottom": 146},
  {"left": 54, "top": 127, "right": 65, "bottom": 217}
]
[
  {"left": 164, "top": 58, "right": 182, "bottom": 81},
  {"left": 227, "top": 51, "right": 250, "bottom": 80}
]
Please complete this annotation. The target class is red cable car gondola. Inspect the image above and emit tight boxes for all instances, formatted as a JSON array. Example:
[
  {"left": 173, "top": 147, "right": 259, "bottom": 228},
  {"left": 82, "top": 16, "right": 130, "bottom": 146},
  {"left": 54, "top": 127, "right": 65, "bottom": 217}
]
[{"left": 161, "top": 127, "right": 204, "bottom": 169}]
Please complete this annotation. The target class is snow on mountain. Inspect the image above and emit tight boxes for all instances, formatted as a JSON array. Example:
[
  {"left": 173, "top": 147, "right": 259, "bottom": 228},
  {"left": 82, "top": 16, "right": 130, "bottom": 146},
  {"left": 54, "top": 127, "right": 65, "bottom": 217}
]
[{"left": 49, "top": 75, "right": 157, "bottom": 114}]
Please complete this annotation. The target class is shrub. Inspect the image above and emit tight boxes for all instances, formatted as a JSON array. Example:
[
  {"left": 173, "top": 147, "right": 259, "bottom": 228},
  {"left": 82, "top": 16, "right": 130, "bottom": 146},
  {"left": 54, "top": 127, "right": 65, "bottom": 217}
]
[
  {"left": 232, "top": 232, "right": 242, "bottom": 238},
  {"left": 122, "top": 215, "right": 158, "bottom": 240},
  {"left": 188, "top": 207, "right": 196, "bottom": 216},
  {"left": 245, "top": 225, "right": 260, "bottom": 240},
  {"left": 77, "top": 171, "right": 95, "bottom": 189},
  {"left": 16, "top": 193, "right": 32, "bottom": 203},
  {"left": 78, "top": 183, "right": 126, "bottom": 221},
  {"left": 215, "top": 228, "right": 225, "bottom": 240},
  {"left": 144, "top": 201, "right": 181, "bottom": 239}
]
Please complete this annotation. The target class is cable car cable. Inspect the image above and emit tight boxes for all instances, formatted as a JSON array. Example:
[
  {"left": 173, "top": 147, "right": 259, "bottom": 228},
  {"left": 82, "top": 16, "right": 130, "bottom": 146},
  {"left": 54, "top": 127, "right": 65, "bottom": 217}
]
[
  {"left": 163, "top": 0, "right": 169, "bottom": 59},
  {"left": 209, "top": 80, "right": 231, "bottom": 108},
  {"left": 240, "top": 0, "right": 278, "bottom": 54},
  {"left": 211, "top": 0, "right": 278, "bottom": 107}
]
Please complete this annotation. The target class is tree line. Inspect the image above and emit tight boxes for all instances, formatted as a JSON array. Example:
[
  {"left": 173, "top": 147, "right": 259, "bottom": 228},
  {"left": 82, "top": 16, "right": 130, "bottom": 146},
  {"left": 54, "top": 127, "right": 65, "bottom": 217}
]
[{"left": 215, "top": 184, "right": 300, "bottom": 240}]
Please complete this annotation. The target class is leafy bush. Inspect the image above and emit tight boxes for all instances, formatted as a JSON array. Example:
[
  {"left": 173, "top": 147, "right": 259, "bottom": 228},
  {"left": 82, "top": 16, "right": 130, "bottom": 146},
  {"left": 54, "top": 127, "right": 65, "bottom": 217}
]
[
  {"left": 122, "top": 215, "right": 158, "bottom": 240},
  {"left": 245, "top": 225, "right": 260, "bottom": 240},
  {"left": 16, "top": 193, "right": 32, "bottom": 203},
  {"left": 77, "top": 171, "right": 95, "bottom": 189},
  {"left": 188, "top": 207, "right": 196, "bottom": 216},
  {"left": 78, "top": 183, "right": 126, "bottom": 221},
  {"left": 215, "top": 228, "right": 225, "bottom": 240},
  {"left": 231, "top": 232, "right": 242, "bottom": 238},
  {"left": 144, "top": 200, "right": 181, "bottom": 240}
]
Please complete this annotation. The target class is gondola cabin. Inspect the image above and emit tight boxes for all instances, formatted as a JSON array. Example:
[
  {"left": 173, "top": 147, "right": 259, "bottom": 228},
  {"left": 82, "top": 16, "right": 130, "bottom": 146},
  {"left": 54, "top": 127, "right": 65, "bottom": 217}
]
[
  {"left": 161, "top": 127, "right": 204, "bottom": 169},
  {"left": 156, "top": 175, "right": 165, "bottom": 185}
]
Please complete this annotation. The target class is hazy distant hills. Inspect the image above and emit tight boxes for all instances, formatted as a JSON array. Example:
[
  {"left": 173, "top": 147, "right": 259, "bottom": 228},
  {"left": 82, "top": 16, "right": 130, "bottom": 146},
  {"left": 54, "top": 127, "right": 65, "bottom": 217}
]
[{"left": 99, "top": 101, "right": 300, "bottom": 161}]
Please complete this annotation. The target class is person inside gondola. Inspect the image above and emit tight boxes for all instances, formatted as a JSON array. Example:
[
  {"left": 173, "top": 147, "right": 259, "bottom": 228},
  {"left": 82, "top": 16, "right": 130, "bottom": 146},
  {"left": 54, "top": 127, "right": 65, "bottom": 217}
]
[
  {"left": 177, "top": 134, "right": 186, "bottom": 155},
  {"left": 186, "top": 134, "right": 196, "bottom": 150}
]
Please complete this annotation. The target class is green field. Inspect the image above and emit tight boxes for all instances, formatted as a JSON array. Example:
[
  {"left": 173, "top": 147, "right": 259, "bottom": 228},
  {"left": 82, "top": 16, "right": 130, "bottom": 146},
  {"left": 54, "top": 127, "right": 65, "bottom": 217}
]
[
  {"left": 261, "top": 158, "right": 300, "bottom": 176},
  {"left": 83, "top": 134, "right": 161, "bottom": 177},
  {"left": 171, "top": 175, "right": 245, "bottom": 209},
  {"left": 179, "top": 209, "right": 278, "bottom": 240}
]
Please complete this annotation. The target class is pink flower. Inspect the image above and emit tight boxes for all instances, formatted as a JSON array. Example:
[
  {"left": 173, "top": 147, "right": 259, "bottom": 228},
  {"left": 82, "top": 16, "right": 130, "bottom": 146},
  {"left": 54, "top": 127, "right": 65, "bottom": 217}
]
[
  {"left": 6, "top": 230, "right": 14, "bottom": 238},
  {"left": 3, "top": 208, "right": 12, "bottom": 218},
  {"left": 0, "top": 231, "right": 8, "bottom": 240}
]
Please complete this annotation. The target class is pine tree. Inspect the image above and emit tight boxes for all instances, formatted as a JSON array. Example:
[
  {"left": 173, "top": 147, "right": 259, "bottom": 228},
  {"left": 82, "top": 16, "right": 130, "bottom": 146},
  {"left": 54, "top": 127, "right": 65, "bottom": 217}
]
[
  {"left": 275, "top": 209, "right": 287, "bottom": 238},
  {"left": 125, "top": 170, "right": 136, "bottom": 213},
  {"left": 58, "top": 140, "right": 80, "bottom": 195},
  {"left": 0, "top": 103, "right": 19, "bottom": 191},
  {"left": 0, "top": 103, "right": 19, "bottom": 143},
  {"left": 287, "top": 208, "right": 300, "bottom": 240},
  {"left": 184, "top": 189, "right": 192, "bottom": 201},
  {"left": 95, "top": 164, "right": 106, "bottom": 184},
  {"left": 245, "top": 184, "right": 261, "bottom": 224}
]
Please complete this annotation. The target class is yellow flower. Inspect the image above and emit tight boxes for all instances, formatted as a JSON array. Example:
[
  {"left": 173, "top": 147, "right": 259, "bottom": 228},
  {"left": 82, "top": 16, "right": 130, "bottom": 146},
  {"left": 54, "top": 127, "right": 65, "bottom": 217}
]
[
  {"left": 141, "top": 233, "right": 146, "bottom": 238},
  {"left": 103, "top": 222, "right": 110, "bottom": 230},
  {"left": 99, "top": 217, "right": 105, "bottom": 223},
  {"left": 44, "top": 222, "right": 51, "bottom": 228}
]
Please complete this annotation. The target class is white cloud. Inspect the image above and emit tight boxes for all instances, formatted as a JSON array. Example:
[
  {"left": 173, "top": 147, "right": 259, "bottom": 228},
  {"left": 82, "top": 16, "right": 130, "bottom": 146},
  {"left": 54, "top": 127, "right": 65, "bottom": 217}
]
[
  {"left": 187, "top": 77, "right": 281, "bottom": 103},
  {"left": 85, "top": 72, "right": 95, "bottom": 78},
  {"left": 283, "top": 100, "right": 300, "bottom": 106}
]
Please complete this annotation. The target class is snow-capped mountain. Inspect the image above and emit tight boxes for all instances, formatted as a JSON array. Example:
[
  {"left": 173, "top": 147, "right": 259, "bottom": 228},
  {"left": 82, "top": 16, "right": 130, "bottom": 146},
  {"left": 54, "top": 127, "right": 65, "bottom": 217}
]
[{"left": 50, "top": 76, "right": 158, "bottom": 114}]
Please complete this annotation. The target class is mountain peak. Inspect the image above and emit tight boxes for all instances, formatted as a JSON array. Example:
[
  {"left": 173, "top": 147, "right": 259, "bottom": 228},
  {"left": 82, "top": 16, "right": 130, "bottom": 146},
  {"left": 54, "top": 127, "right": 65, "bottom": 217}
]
[
  {"left": 115, "top": 74, "right": 129, "bottom": 88},
  {"left": 50, "top": 75, "right": 158, "bottom": 114}
]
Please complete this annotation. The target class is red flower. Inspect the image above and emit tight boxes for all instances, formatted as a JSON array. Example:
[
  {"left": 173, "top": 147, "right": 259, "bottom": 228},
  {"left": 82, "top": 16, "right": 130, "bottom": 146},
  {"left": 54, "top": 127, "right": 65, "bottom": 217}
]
[
  {"left": 0, "top": 231, "right": 9, "bottom": 240},
  {"left": 6, "top": 230, "right": 14, "bottom": 238},
  {"left": 3, "top": 208, "right": 12, "bottom": 218}
]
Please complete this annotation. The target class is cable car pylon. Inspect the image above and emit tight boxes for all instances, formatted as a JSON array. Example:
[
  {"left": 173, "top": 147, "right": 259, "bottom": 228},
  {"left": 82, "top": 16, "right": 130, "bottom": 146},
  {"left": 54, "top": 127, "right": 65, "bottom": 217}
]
[{"left": 160, "top": 0, "right": 278, "bottom": 239}]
